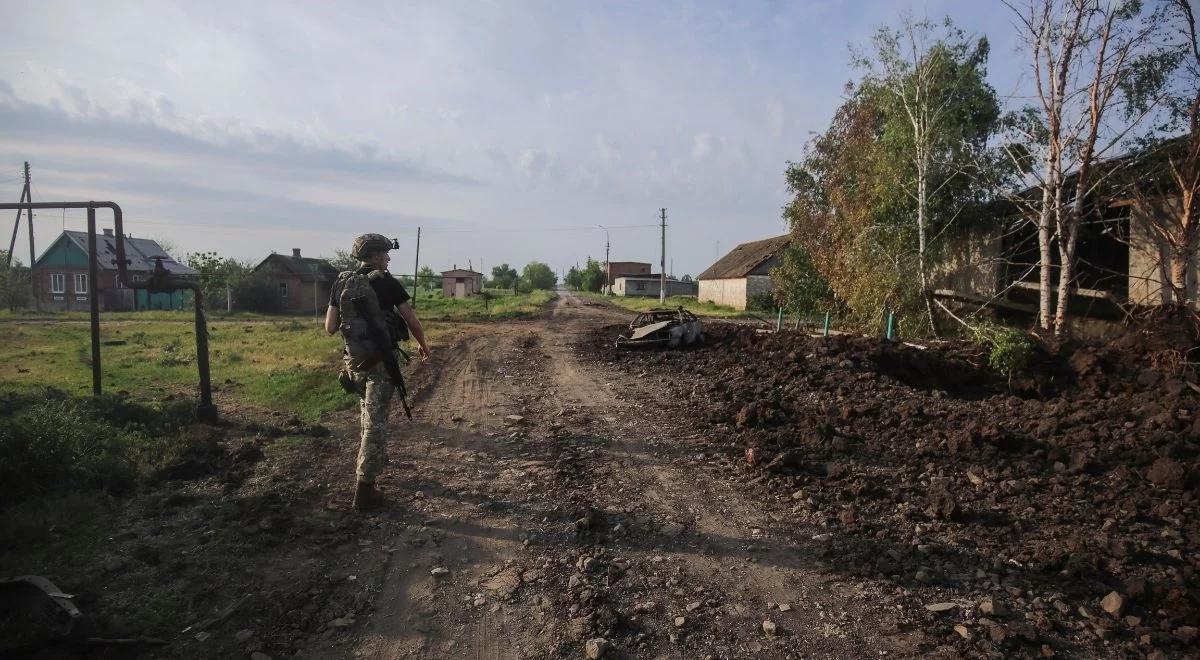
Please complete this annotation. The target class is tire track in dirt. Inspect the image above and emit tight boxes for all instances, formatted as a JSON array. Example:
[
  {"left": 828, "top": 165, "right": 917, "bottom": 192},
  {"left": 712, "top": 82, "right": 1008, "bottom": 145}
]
[{"left": 352, "top": 332, "right": 545, "bottom": 660}]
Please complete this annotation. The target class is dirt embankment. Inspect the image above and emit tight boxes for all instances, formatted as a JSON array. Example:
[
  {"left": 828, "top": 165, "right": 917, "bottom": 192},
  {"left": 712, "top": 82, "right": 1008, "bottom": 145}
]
[{"left": 584, "top": 323, "right": 1199, "bottom": 659}]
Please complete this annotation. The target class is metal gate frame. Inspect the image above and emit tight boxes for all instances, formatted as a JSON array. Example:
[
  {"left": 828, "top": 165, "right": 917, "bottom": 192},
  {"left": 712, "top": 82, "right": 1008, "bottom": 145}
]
[{"left": 0, "top": 201, "right": 215, "bottom": 420}]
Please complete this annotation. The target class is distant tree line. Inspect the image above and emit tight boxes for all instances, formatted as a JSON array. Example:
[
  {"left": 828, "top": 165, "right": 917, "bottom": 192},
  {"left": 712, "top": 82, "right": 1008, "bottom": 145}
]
[{"left": 490, "top": 262, "right": 558, "bottom": 292}]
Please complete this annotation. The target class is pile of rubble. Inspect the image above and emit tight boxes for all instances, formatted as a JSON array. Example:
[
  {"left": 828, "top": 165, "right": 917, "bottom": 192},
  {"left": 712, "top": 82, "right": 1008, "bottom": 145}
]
[{"left": 588, "top": 323, "right": 1199, "bottom": 658}]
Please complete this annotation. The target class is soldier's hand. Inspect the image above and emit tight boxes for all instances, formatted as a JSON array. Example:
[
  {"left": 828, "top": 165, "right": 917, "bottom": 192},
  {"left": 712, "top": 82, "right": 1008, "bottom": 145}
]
[{"left": 418, "top": 345, "right": 431, "bottom": 360}]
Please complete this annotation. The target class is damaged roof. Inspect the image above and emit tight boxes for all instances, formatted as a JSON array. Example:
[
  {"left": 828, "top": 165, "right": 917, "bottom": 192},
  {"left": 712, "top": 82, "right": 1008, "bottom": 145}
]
[
  {"left": 41, "top": 230, "right": 198, "bottom": 276},
  {"left": 697, "top": 234, "right": 790, "bottom": 280}
]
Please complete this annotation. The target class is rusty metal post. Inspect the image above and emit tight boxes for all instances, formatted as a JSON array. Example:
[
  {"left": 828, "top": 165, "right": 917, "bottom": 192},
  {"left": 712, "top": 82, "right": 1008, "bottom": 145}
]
[
  {"left": 193, "top": 286, "right": 215, "bottom": 420},
  {"left": 86, "top": 207, "right": 101, "bottom": 396}
]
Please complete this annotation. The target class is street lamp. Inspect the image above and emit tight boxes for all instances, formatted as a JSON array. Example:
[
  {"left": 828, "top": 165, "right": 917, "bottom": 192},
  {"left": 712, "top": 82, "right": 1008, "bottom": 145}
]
[{"left": 597, "top": 224, "right": 610, "bottom": 295}]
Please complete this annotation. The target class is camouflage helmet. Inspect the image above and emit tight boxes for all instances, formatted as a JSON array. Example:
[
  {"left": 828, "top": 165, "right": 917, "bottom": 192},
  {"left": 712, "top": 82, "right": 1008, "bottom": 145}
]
[{"left": 350, "top": 233, "right": 396, "bottom": 259}]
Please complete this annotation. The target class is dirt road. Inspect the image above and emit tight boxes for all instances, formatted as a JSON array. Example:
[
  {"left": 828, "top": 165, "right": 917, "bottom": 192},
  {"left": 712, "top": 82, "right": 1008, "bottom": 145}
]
[{"left": 329, "top": 292, "right": 915, "bottom": 659}]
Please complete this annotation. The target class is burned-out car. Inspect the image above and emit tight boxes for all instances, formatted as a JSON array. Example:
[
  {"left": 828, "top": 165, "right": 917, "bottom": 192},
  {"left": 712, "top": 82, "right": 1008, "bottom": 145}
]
[{"left": 615, "top": 307, "right": 703, "bottom": 349}]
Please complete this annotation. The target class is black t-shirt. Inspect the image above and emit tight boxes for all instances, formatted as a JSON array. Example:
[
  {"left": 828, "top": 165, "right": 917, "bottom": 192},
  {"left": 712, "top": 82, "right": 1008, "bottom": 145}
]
[{"left": 329, "top": 267, "right": 411, "bottom": 311}]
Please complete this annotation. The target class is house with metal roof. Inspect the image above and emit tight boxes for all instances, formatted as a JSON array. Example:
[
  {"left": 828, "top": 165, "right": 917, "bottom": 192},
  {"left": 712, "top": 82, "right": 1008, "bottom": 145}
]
[
  {"left": 252, "top": 249, "right": 339, "bottom": 315},
  {"left": 33, "top": 228, "right": 198, "bottom": 311},
  {"left": 696, "top": 234, "right": 791, "bottom": 310}
]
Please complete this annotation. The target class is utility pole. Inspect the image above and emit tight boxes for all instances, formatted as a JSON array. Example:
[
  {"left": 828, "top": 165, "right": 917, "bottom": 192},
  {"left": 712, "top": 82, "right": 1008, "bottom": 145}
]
[
  {"left": 23, "top": 163, "right": 37, "bottom": 311},
  {"left": 598, "top": 225, "right": 610, "bottom": 295},
  {"left": 659, "top": 208, "right": 667, "bottom": 304},
  {"left": 5, "top": 165, "right": 29, "bottom": 271},
  {"left": 412, "top": 226, "right": 421, "bottom": 309}
]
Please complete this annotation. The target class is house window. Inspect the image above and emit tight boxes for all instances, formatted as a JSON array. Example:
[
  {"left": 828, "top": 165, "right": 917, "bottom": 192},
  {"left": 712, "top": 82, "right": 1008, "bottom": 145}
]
[
  {"left": 279, "top": 282, "right": 289, "bottom": 299},
  {"left": 634, "top": 281, "right": 646, "bottom": 291},
  {"left": 74, "top": 273, "right": 88, "bottom": 294},
  {"left": 51, "top": 273, "right": 65, "bottom": 294}
]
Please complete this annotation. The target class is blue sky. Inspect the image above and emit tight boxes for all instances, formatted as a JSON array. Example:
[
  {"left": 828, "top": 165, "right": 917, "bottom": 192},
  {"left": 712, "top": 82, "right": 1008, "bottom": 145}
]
[{"left": 0, "top": 0, "right": 1024, "bottom": 278}]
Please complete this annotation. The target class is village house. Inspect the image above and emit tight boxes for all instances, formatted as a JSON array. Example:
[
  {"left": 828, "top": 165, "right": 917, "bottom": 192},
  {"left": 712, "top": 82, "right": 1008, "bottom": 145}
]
[
  {"left": 441, "top": 268, "right": 483, "bottom": 297},
  {"left": 33, "top": 228, "right": 197, "bottom": 311},
  {"left": 934, "top": 137, "right": 1198, "bottom": 323},
  {"left": 252, "top": 249, "right": 338, "bottom": 315},
  {"left": 612, "top": 275, "right": 697, "bottom": 298},
  {"left": 603, "top": 261, "right": 651, "bottom": 293},
  {"left": 697, "top": 235, "right": 791, "bottom": 310}
]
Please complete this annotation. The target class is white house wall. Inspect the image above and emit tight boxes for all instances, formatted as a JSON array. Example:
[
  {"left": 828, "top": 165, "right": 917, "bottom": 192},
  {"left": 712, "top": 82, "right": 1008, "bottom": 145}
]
[
  {"left": 1128, "top": 198, "right": 1198, "bottom": 309},
  {"left": 698, "top": 276, "right": 773, "bottom": 310}
]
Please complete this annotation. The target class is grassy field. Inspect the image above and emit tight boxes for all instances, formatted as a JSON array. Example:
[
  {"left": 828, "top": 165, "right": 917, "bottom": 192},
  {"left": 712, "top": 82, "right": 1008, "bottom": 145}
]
[
  {"left": 1, "top": 318, "right": 368, "bottom": 421},
  {"left": 409, "top": 288, "right": 555, "bottom": 320},
  {"left": 574, "top": 290, "right": 754, "bottom": 318},
  {"left": 0, "top": 290, "right": 555, "bottom": 421}
]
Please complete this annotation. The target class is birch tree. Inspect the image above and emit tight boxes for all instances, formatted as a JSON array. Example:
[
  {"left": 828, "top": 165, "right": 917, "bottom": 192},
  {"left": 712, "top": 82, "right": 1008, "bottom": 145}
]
[
  {"left": 1004, "top": 0, "right": 1169, "bottom": 335},
  {"left": 858, "top": 17, "right": 998, "bottom": 336}
]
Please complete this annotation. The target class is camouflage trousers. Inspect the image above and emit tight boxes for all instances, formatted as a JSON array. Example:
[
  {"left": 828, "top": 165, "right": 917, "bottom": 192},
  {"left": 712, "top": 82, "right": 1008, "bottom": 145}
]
[{"left": 349, "top": 361, "right": 395, "bottom": 483}]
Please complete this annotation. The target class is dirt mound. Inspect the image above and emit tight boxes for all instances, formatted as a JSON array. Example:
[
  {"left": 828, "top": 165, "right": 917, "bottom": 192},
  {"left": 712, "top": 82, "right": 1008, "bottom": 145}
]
[{"left": 584, "top": 323, "right": 1200, "bottom": 658}]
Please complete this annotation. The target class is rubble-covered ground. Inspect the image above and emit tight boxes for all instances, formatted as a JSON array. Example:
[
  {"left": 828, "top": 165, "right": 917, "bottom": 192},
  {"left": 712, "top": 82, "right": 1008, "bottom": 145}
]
[{"left": 582, "top": 316, "right": 1199, "bottom": 659}]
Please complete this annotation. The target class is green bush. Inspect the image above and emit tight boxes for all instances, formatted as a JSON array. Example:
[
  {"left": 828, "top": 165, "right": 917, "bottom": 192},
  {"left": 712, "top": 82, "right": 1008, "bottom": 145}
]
[
  {"left": 747, "top": 292, "right": 776, "bottom": 312},
  {"left": 0, "top": 391, "right": 196, "bottom": 503},
  {"left": 971, "top": 323, "right": 1033, "bottom": 377}
]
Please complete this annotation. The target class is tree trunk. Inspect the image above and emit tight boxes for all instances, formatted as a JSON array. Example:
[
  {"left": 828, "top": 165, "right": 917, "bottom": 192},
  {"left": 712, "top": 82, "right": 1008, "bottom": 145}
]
[
  {"left": 1037, "top": 179, "right": 1055, "bottom": 331},
  {"left": 1054, "top": 192, "right": 1084, "bottom": 338},
  {"left": 916, "top": 159, "right": 938, "bottom": 338},
  {"left": 1169, "top": 246, "right": 1189, "bottom": 307}
]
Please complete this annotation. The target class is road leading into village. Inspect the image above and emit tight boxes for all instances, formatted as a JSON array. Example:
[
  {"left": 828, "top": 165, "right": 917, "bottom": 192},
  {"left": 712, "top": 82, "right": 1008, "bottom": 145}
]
[{"left": 331, "top": 291, "right": 916, "bottom": 659}]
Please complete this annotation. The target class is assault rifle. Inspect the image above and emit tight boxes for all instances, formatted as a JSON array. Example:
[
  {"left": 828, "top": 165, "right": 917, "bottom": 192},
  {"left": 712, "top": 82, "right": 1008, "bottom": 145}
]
[{"left": 349, "top": 296, "right": 413, "bottom": 420}]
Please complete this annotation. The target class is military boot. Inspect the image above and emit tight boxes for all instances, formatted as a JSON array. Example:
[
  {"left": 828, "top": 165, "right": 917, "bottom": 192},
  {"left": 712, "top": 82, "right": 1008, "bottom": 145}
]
[{"left": 352, "top": 480, "right": 383, "bottom": 511}]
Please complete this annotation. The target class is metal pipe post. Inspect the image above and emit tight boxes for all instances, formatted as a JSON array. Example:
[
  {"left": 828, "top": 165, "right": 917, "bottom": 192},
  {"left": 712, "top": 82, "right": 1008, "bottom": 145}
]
[
  {"left": 87, "top": 208, "right": 101, "bottom": 396},
  {"left": 822, "top": 312, "right": 831, "bottom": 337},
  {"left": 885, "top": 312, "right": 896, "bottom": 340},
  {"left": 776, "top": 307, "right": 783, "bottom": 331},
  {"left": 193, "top": 288, "right": 215, "bottom": 420}
]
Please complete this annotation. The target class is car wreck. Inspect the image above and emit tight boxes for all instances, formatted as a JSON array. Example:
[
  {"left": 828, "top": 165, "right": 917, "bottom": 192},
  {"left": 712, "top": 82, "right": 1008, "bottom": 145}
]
[{"left": 615, "top": 308, "right": 703, "bottom": 349}]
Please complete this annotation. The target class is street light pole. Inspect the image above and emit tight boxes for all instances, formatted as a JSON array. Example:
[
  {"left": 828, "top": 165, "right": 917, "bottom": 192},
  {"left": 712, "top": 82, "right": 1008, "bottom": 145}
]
[{"left": 598, "top": 224, "right": 610, "bottom": 295}]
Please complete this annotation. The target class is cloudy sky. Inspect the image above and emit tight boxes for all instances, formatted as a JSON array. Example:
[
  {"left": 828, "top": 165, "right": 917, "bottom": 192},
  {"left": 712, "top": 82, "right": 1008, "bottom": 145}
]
[{"left": 0, "top": 0, "right": 1023, "bottom": 278}]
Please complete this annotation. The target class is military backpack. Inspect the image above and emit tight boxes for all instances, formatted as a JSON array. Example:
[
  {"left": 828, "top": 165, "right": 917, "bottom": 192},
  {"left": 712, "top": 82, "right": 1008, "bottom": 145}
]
[{"left": 336, "top": 269, "right": 407, "bottom": 369}]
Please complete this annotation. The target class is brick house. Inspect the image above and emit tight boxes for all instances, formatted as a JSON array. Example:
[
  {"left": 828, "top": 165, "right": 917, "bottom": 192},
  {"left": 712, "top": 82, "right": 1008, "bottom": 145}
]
[
  {"left": 697, "top": 235, "right": 791, "bottom": 310},
  {"left": 33, "top": 228, "right": 197, "bottom": 311},
  {"left": 252, "top": 249, "right": 339, "bottom": 315}
]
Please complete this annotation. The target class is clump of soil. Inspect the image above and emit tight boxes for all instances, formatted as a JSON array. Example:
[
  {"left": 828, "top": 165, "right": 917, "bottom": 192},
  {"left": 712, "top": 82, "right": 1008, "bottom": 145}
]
[{"left": 586, "top": 322, "right": 1200, "bottom": 658}]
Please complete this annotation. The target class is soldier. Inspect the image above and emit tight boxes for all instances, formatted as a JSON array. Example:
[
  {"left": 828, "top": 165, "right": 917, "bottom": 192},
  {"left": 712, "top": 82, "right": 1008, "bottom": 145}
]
[{"left": 325, "top": 233, "right": 431, "bottom": 510}]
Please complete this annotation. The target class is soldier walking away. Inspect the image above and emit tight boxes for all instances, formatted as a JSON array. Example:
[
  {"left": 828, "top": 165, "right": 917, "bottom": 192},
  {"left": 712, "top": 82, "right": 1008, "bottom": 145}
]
[{"left": 325, "top": 233, "right": 431, "bottom": 511}]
